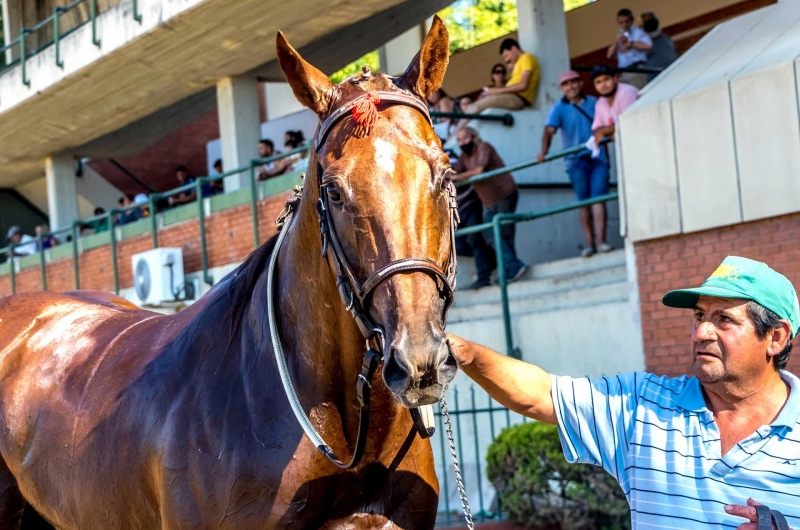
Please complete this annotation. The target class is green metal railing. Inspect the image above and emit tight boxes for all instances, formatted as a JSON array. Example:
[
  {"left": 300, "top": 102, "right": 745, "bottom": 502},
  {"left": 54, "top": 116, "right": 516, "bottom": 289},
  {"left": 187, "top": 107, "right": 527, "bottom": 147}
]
[
  {"left": 453, "top": 139, "right": 616, "bottom": 358},
  {"left": 0, "top": 0, "right": 131, "bottom": 84},
  {"left": 433, "top": 386, "right": 528, "bottom": 526},
  {"left": 0, "top": 147, "right": 309, "bottom": 296}
]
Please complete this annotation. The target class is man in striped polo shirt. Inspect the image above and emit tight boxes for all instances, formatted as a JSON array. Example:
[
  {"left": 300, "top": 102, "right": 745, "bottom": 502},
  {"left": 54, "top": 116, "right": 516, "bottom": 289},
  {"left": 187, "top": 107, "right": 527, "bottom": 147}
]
[{"left": 449, "top": 256, "right": 799, "bottom": 529}]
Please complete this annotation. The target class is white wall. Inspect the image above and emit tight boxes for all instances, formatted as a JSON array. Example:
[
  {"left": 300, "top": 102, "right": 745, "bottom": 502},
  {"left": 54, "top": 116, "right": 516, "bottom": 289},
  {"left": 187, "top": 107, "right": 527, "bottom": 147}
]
[{"left": 620, "top": 2, "right": 800, "bottom": 242}]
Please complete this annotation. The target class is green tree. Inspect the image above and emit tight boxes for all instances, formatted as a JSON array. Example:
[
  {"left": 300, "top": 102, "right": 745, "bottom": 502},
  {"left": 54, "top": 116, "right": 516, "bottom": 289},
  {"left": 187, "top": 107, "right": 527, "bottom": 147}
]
[
  {"left": 564, "top": 0, "right": 594, "bottom": 11},
  {"left": 439, "top": 0, "right": 518, "bottom": 54},
  {"left": 329, "top": 50, "right": 380, "bottom": 84}
]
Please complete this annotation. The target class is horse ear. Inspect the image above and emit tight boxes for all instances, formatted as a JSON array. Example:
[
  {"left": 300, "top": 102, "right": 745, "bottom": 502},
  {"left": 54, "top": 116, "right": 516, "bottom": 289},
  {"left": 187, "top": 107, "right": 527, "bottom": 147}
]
[
  {"left": 401, "top": 15, "right": 450, "bottom": 101},
  {"left": 276, "top": 32, "right": 333, "bottom": 115}
]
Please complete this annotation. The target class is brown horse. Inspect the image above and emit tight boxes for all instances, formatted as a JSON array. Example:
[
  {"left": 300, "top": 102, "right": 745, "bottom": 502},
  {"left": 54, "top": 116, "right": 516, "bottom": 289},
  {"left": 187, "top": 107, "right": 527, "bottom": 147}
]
[{"left": 0, "top": 19, "right": 457, "bottom": 530}]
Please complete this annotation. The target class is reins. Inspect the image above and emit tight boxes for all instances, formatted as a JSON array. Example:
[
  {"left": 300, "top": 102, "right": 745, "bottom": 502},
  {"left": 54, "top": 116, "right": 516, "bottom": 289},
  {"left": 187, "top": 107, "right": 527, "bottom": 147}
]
[{"left": 266, "top": 86, "right": 459, "bottom": 469}]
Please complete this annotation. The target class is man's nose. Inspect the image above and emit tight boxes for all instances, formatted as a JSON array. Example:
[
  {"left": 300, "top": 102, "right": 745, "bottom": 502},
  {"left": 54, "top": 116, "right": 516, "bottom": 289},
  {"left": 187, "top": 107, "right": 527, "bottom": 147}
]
[{"left": 694, "top": 320, "right": 717, "bottom": 341}]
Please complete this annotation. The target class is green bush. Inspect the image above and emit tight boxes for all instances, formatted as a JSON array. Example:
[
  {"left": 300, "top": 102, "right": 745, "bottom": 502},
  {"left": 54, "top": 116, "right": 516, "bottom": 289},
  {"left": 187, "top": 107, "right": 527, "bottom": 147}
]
[{"left": 486, "top": 422, "right": 630, "bottom": 530}]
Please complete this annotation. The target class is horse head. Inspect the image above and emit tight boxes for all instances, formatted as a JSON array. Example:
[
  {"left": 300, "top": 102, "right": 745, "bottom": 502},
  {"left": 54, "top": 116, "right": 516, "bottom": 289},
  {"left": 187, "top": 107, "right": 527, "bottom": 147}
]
[{"left": 276, "top": 17, "right": 458, "bottom": 408}]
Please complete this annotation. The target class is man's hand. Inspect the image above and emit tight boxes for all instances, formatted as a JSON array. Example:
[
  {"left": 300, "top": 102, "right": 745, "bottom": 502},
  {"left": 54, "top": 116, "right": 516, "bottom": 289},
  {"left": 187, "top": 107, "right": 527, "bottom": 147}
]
[
  {"left": 536, "top": 152, "right": 546, "bottom": 164},
  {"left": 481, "top": 86, "right": 496, "bottom": 97},
  {"left": 446, "top": 334, "right": 475, "bottom": 368},
  {"left": 725, "top": 498, "right": 793, "bottom": 529}
]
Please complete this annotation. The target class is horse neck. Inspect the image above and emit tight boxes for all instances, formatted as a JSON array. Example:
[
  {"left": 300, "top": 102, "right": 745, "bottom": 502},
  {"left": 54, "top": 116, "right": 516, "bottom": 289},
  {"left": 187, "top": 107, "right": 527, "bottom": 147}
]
[{"left": 267, "top": 163, "right": 407, "bottom": 446}]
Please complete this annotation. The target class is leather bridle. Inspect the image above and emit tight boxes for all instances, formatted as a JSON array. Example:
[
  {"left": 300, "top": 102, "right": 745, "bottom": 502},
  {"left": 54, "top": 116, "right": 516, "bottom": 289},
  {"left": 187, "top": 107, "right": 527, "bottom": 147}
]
[
  {"left": 267, "top": 85, "right": 459, "bottom": 469},
  {"left": 315, "top": 89, "right": 459, "bottom": 343}
]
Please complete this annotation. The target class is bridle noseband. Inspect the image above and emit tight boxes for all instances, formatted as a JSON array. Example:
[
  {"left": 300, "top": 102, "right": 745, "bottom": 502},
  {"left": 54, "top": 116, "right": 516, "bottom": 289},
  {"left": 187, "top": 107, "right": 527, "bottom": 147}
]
[{"left": 267, "top": 87, "right": 459, "bottom": 469}]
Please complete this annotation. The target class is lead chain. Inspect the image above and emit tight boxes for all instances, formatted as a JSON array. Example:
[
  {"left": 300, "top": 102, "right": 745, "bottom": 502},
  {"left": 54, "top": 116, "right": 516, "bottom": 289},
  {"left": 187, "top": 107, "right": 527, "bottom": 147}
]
[{"left": 440, "top": 396, "right": 475, "bottom": 530}]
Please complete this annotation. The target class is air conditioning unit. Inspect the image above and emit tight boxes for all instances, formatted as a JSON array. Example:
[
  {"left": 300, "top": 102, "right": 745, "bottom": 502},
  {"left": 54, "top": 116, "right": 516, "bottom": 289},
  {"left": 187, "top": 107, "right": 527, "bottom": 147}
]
[{"left": 131, "top": 248, "right": 184, "bottom": 306}]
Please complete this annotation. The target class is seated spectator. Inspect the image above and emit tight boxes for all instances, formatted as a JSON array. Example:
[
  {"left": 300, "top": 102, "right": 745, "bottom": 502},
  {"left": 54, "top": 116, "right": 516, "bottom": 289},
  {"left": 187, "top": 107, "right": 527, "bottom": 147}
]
[
  {"left": 641, "top": 12, "right": 677, "bottom": 80},
  {"left": 258, "top": 131, "right": 307, "bottom": 180},
  {"left": 538, "top": 70, "right": 612, "bottom": 257},
  {"left": 427, "top": 88, "right": 458, "bottom": 140},
  {"left": 257, "top": 140, "right": 277, "bottom": 180},
  {"left": 461, "top": 38, "right": 540, "bottom": 123},
  {"left": 489, "top": 63, "right": 507, "bottom": 89},
  {"left": 459, "top": 96, "right": 474, "bottom": 111},
  {"left": 210, "top": 159, "right": 225, "bottom": 195},
  {"left": 606, "top": 8, "right": 652, "bottom": 89},
  {"left": 168, "top": 166, "right": 197, "bottom": 207},
  {"left": 591, "top": 65, "right": 639, "bottom": 146},
  {"left": 117, "top": 196, "right": 142, "bottom": 226},
  {"left": 35, "top": 225, "right": 59, "bottom": 250},
  {"left": 89, "top": 207, "right": 110, "bottom": 233},
  {"left": 450, "top": 127, "right": 528, "bottom": 289},
  {"left": 6, "top": 226, "right": 36, "bottom": 256}
]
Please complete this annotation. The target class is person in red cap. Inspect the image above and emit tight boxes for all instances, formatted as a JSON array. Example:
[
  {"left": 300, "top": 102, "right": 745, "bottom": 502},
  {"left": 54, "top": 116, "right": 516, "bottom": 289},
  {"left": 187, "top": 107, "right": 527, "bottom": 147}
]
[{"left": 538, "top": 70, "right": 612, "bottom": 257}]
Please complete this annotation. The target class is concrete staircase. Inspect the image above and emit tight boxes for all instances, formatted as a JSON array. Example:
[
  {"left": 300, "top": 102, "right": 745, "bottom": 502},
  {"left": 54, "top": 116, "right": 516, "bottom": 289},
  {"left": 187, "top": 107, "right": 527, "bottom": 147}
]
[{"left": 446, "top": 249, "right": 645, "bottom": 379}]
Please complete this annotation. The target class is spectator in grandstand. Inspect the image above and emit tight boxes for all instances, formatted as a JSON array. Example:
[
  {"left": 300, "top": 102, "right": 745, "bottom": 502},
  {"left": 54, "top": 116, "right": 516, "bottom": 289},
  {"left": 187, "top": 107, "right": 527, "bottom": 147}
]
[
  {"left": 210, "top": 159, "right": 225, "bottom": 194},
  {"left": 591, "top": 65, "right": 639, "bottom": 146},
  {"left": 489, "top": 62, "right": 507, "bottom": 88},
  {"left": 117, "top": 196, "right": 142, "bottom": 226},
  {"left": 606, "top": 8, "right": 652, "bottom": 89},
  {"left": 427, "top": 88, "right": 459, "bottom": 140},
  {"left": 35, "top": 225, "right": 59, "bottom": 250},
  {"left": 167, "top": 166, "right": 197, "bottom": 206},
  {"left": 451, "top": 127, "right": 528, "bottom": 289},
  {"left": 538, "top": 70, "right": 612, "bottom": 258},
  {"left": 258, "top": 131, "right": 308, "bottom": 180},
  {"left": 460, "top": 38, "right": 540, "bottom": 125},
  {"left": 5, "top": 226, "right": 36, "bottom": 256},
  {"left": 447, "top": 256, "right": 800, "bottom": 529},
  {"left": 641, "top": 12, "right": 677, "bottom": 81},
  {"left": 89, "top": 207, "right": 110, "bottom": 233},
  {"left": 257, "top": 139, "right": 277, "bottom": 180}
]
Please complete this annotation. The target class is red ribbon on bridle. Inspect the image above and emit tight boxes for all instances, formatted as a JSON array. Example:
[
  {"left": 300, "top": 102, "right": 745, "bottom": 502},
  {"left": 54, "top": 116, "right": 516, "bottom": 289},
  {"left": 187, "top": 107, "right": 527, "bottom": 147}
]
[{"left": 352, "top": 91, "right": 381, "bottom": 137}]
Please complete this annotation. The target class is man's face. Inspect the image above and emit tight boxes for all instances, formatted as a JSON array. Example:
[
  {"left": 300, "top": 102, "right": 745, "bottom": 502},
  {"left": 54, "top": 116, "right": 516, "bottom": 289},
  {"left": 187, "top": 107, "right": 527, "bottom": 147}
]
[
  {"left": 560, "top": 78, "right": 582, "bottom": 100},
  {"left": 617, "top": 15, "right": 633, "bottom": 31},
  {"left": 258, "top": 143, "right": 273, "bottom": 158},
  {"left": 456, "top": 129, "right": 473, "bottom": 148},
  {"left": 594, "top": 74, "right": 617, "bottom": 97},
  {"left": 691, "top": 296, "right": 773, "bottom": 385},
  {"left": 500, "top": 47, "right": 517, "bottom": 66},
  {"left": 9, "top": 233, "right": 21, "bottom": 244},
  {"left": 176, "top": 170, "right": 188, "bottom": 182}
]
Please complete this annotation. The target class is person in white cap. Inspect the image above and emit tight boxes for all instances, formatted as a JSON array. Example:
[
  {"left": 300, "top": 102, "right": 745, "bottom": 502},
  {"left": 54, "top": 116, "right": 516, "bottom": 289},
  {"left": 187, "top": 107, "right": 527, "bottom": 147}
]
[
  {"left": 5, "top": 226, "right": 36, "bottom": 257},
  {"left": 538, "top": 70, "right": 612, "bottom": 257}
]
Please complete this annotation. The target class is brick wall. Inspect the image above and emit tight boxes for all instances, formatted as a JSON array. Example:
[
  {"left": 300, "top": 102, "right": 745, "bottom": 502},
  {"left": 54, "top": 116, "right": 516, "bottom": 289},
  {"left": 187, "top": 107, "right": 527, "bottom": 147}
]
[
  {"left": 0, "top": 193, "right": 286, "bottom": 297},
  {"left": 636, "top": 212, "right": 800, "bottom": 377}
]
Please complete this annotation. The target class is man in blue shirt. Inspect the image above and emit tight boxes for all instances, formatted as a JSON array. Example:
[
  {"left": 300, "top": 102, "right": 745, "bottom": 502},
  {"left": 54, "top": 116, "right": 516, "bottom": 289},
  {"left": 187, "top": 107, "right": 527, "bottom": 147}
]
[
  {"left": 449, "top": 256, "right": 799, "bottom": 529},
  {"left": 538, "top": 70, "right": 611, "bottom": 258}
]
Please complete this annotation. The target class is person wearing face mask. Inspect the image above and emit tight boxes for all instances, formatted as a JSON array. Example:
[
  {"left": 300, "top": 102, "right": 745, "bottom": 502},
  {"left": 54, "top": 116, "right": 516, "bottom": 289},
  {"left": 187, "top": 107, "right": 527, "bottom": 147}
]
[{"left": 451, "top": 127, "right": 527, "bottom": 289}]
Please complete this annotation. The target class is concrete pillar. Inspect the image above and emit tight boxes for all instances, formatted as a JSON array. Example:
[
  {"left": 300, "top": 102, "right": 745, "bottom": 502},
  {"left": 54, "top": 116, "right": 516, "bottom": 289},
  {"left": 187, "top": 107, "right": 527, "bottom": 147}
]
[
  {"left": 45, "top": 154, "right": 80, "bottom": 231},
  {"left": 516, "top": 0, "right": 571, "bottom": 109},
  {"left": 378, "top": 24, "right": 425, "bottom": 76},
  {"left": 264, "top": 82, "right": 305, "bottom": 121},
  {"left": 77, "top": 161, "right": 125, "bottom": 212},
  {"left": 216, "top": 76, "right": 261, "bottom": 191}
]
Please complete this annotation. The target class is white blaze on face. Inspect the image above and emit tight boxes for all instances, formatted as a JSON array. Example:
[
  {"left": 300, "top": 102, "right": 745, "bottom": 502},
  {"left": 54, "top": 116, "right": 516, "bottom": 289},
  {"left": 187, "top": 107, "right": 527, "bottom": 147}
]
[{"left": 373, "top": 138, "right": 397, "bottom": 176}]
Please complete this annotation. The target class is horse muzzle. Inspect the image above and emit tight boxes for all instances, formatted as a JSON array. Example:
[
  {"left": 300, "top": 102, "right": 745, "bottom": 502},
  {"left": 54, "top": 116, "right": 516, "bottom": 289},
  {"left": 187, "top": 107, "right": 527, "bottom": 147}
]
[{"left": 382, "top": 330, "right": 458, "bottom": 408}]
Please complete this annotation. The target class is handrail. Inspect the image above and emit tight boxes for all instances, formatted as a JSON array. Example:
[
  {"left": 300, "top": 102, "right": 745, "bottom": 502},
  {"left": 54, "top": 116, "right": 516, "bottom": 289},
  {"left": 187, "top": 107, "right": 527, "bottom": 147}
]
[
  {"left": 573, "top": 64, "right": 664, "bottom": 75},
  {"left": 431, "top": 111, "right": 514, "bottom": 126},
  {"left": 457, "top": 138, "right": 612, "bottom": 188},
  {"left": 455, "top": 193, "right": 619, "bottom": 358}
]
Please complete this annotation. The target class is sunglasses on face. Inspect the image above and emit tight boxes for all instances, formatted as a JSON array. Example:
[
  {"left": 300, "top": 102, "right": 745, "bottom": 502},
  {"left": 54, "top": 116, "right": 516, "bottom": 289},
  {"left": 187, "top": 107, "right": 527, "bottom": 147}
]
[{"left": 492, "top": 70, "right": 505, "bottom": 75}]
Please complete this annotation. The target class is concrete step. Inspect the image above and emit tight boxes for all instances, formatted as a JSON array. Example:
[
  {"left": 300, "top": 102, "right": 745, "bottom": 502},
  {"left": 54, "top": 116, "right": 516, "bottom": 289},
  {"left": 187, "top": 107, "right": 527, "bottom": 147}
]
[{"left": 448, "top": 279, "right": 630, "bottom": 322}]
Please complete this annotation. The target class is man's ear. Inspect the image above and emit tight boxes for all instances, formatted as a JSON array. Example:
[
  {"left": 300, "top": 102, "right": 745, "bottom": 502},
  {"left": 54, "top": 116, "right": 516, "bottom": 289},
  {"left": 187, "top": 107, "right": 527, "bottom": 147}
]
[
  {"left": 401, "top": 15, "right": 450, "bottom": 101},
  {"left": 276, "top": 32, "right": 333, "bottom": 115},
  {"left": 766, "top": 320, "right": 793, "bottom": 357}
]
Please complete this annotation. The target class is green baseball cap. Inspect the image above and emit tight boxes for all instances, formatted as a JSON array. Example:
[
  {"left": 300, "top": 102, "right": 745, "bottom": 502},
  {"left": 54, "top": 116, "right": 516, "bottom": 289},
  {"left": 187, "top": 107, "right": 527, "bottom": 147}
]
[{"left": 662, "top": 256, "right": 800, "bottom": 337}]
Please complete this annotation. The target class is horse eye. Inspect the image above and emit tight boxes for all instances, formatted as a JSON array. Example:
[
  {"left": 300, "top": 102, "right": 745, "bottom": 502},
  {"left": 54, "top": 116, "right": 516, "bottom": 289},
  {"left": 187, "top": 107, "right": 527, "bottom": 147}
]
[{"left": 326, "top": 185, "right": 343, "bottom": 205}]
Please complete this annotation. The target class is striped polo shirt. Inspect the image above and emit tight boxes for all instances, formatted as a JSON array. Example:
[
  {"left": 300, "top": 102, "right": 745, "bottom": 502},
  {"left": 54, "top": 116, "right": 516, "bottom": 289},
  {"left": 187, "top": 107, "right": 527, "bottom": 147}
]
[{"left": 551, "top": 371, "right": 800, "bottom": 529}]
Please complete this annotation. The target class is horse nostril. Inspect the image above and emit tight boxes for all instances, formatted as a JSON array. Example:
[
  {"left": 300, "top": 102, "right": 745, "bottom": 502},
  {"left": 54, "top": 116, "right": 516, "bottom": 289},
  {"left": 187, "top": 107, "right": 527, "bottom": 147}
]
[{"left": 383, "top": 349, "right": 409, "bottom": 389}]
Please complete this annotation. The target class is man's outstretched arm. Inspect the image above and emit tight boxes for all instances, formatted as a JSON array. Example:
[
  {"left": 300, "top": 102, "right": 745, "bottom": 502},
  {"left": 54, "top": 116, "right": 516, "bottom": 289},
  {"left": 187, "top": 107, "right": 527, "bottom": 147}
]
[{"left": 447, "top": 334, "right": 557, "bottom": 424}]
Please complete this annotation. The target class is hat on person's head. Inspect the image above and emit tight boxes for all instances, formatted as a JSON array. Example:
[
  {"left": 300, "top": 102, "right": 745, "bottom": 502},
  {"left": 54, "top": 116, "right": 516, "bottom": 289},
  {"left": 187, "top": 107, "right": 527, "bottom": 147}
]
[
  {"left": 133, "top": 193, "right": 149, "bottom": 205},
  {"left": 662, "top": 256, "right": 800, "bottom": 338},
  {"left": 559, "top": 70, "right": 582, "bottom": 85},
  {"left": 6, "top": 225, "right": 22, "bottom": 240},
  {"left": 590, "top": 64, "right": 616, "bottom": 80}
]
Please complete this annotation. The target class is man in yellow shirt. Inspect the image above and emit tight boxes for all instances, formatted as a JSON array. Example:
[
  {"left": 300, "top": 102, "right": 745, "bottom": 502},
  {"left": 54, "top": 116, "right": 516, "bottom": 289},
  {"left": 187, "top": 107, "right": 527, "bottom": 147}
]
[{"left": 465, "top": 38, "right": 540, "bottom": 114}]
